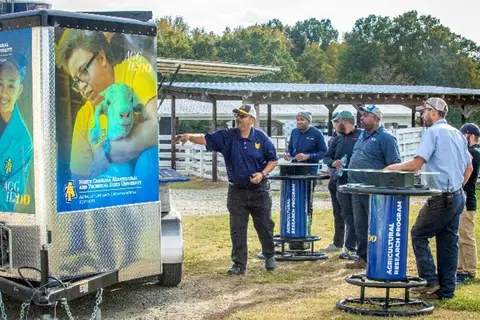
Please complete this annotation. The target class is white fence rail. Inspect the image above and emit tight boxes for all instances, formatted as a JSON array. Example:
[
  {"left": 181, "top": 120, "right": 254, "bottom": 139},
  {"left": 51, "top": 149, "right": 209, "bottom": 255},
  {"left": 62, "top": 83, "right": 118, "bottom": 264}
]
[{"left": 159, "top": 127, "right": 424, "bottom": 180}]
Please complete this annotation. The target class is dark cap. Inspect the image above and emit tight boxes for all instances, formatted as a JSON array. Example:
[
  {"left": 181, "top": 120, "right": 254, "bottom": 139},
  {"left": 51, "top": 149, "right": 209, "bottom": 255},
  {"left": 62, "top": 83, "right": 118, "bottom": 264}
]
[
  {"left": 460, "top": 123, "right": 480, "bottom": 136},
  {"left": 332, "top": 110, "right": 355, "bottom": 121}
]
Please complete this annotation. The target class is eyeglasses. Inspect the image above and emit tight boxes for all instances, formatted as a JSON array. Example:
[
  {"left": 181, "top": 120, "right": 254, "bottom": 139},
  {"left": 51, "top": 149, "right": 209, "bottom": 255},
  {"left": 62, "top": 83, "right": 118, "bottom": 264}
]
[{"left": 71, "top": 52, "right": 98, "bottom": 93}]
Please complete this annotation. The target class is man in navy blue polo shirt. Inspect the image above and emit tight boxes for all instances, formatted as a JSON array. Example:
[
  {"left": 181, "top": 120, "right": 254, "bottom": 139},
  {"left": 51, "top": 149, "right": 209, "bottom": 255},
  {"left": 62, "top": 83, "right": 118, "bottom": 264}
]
[
  {"left": 173, "top": 105, "right": 279, "bottom": 275},
  {"left": 387, "top": 98, "right": 473, "bottom": 300},
  {"left": 284, "top": 111, "right": 327, "bottom": 250},
  {"left": 346, "top": 105, "right": 401, "bottom": 269}
]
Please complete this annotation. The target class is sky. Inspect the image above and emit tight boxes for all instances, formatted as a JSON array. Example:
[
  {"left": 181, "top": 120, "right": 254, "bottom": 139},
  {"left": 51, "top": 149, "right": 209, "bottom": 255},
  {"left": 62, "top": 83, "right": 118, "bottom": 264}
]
[{"left": 50, "top": 0, "right": 480, "bottom": 45}]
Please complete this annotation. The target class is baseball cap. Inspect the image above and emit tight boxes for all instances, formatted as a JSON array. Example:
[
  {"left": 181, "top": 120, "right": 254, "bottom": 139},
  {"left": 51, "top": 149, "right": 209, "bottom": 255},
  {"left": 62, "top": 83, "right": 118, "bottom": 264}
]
[
  {"left": 331, "top": 111, "right": 339, "bottom": 122},
  {"left": 297, "top": 111, "right": 312, "bottom": 123},
  {"left": 460, "top": 123, "right": 480, "bottom": 136},
  {"left": 233, "top": 104, "right": 256, "bottom": 119},
  {"left": 332, "top": 110, "right": 355, "bottom": 121},
  {"left": 359, "top": 105, "right": 383, "bottom": 119},
  {"left": 416, "top": 97, "right": 449, "bottom": 113}
]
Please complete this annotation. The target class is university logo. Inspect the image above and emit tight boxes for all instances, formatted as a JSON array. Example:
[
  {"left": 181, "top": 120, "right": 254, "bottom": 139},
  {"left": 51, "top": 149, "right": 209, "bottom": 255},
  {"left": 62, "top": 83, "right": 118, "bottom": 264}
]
[
  {"left": 64, "top": 180, "right": 77, "bottom": 203},
  {"left": 4, "top": 158, "right": 12, "bottom": 175}
]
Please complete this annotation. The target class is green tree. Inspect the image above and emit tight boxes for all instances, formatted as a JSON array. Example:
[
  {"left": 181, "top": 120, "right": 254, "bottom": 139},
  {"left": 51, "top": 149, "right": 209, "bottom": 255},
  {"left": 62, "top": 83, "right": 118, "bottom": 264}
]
[
  {"left": 297, "top": 44, "right": 335, "bottom": 83},
  {"left": 288, "top": 18, "right": 339, "bottom": 56},
  {"left": 156, "top": 16, "right": 194, "bottom": 59},
  {"left": 216, "top": 25, "right": 304, "bottom": 82}
]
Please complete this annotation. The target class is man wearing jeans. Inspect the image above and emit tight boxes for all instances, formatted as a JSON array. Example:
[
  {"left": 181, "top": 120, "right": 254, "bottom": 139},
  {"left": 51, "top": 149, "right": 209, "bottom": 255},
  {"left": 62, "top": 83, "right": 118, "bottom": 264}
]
[
  {"left": 323, "top": 111, "right": 361, "bottom": 259},
  {"left": 457, "top": 123, "right": 480, "bottom": 283},
  {"left": 346, "top": 105, "right": 401, "bottom": 269},
  {"left": 386, "top": 97, "right": 473, "bottom": 300}
]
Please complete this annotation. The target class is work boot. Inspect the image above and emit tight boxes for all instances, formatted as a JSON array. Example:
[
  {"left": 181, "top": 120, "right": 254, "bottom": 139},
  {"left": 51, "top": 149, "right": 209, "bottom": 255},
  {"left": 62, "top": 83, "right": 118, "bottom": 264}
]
[
  {"left": 345, "top": 258, "right": 367, "bottom": 269},
  {"left": 419, "top": 290, "right": 443, "bottom": 300},
  {"left": 227, "top": 264, "right": 246, "bottom": 276},
  {"left": 409, "top": 284, "right": 440, "bottom": 295},
  {"left": 264, "top": 256, "right": 276, "bottom": 271}
]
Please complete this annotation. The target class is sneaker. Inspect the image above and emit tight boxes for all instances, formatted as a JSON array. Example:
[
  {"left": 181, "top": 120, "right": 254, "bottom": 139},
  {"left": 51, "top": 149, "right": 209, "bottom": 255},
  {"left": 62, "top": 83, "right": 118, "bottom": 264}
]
[
  {"left": 323, "top": 243, "right": 342, "bottom": 252},
  {"left": 339, "top": 250, "right": 358, "bottom": 260},
  {"left": 227, "top": 264, "right": 246, "bottom": 276},
  {"left": 345, "top": 258, "right": 367, "bottom": 269},
  {"left": 456, "top": 273, "right": 475, "bottom": 284},
  {"left": 409, "top": 284, "right": 440, "bottom": 295},
  {"left": 265, "top": 256, "right": 276, "bottom": 271}
]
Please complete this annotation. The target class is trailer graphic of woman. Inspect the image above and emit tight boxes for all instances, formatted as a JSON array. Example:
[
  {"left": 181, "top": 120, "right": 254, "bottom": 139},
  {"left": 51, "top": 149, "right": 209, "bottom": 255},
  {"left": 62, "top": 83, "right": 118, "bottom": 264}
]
[{"left": 0, "top": 54, "right": 33, "bottom": 213}]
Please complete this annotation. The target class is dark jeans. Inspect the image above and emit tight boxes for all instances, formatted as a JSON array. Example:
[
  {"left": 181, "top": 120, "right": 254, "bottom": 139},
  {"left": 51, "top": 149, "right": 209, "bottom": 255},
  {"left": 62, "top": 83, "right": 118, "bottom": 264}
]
[
  {"left": 411, "top": 191, "right": 465, "bottom": 298},
  {"left": 329, "top": 179, "right": 344, "bottom": 248},
  {"left": 337, "top": 187, "right": 357, "bottom": 252},
  {"left": 352, "top": 194, "right": 370, "bottom": 261},
  {"left": 227, "top": 181, "right": 275, "bottom": 268}
]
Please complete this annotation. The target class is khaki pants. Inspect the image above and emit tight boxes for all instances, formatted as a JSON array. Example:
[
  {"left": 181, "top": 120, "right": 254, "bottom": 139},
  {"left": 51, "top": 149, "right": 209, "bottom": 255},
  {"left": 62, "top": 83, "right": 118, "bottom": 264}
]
[{"left": 458, "top": 210, "right": 478, "bottom": 275}]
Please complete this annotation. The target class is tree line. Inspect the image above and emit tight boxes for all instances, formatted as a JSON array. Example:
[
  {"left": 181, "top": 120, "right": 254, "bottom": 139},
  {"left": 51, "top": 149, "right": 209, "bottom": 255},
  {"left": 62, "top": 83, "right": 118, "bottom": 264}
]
[{"left": 156, "top": 10, "right": 480, "bottom": 127}]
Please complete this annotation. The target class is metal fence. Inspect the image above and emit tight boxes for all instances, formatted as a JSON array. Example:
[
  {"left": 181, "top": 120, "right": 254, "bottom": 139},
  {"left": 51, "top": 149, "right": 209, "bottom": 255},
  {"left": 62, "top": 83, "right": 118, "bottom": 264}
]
[{"left": 159, "top": 127, "right": 425, "bottom": 180}]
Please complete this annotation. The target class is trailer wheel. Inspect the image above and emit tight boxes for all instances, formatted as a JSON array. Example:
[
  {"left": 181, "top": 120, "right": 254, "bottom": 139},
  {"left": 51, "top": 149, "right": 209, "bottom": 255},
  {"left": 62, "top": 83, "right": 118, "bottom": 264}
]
[{"left": 159, "top": 263, "right": 182, "bottom": 287}]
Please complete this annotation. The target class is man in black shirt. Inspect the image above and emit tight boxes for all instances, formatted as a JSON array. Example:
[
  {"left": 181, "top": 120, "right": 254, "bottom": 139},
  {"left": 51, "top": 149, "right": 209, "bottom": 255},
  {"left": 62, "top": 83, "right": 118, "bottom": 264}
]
[
  {"left": 323, "top": 111, "right": 362, "bottom": 259},
  {"left": 458, "top": 123, "right": 480, "bottom": 283}
]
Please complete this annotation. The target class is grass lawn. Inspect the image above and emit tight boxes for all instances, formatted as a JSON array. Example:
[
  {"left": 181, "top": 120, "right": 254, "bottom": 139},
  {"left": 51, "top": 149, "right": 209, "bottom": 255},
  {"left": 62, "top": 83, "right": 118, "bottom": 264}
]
[{"left": 182, "top": 203, "right": 480, "bottom": 319}]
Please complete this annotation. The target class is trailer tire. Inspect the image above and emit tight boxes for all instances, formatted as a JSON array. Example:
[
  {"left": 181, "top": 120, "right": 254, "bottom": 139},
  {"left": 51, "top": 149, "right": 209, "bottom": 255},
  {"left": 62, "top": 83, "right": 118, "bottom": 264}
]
[{"left": 159, "top": 263, "right": 182, "bottom": 287}]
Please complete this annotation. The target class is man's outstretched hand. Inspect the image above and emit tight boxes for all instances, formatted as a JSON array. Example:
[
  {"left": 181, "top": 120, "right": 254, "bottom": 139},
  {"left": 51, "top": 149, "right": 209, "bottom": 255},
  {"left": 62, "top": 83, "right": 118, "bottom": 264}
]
[{"left": 173, "top": 134, "right": 190, "bottom": 145}]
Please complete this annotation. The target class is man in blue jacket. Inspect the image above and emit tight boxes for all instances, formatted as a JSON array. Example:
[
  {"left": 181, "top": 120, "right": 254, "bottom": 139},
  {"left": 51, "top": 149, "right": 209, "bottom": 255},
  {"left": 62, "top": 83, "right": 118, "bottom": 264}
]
[{"left": 284, "top": 111, "right": 327, "bottom": 249}]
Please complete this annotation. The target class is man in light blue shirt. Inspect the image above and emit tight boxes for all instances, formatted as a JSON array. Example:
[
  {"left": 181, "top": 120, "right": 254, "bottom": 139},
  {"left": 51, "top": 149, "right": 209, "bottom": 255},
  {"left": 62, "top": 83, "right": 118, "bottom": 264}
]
[{"left": 386, "top": 97, "right": 473, "bottom": 300}]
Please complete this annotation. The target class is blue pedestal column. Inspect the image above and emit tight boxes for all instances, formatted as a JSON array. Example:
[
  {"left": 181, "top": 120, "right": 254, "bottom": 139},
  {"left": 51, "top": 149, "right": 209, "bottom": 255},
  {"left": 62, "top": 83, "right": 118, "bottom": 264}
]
[
  {"left": 280, "top": 179, "right": 309, "bottom": 238},
  {"left": 367, "top": 194, "right": 410, "bottom": 281}
]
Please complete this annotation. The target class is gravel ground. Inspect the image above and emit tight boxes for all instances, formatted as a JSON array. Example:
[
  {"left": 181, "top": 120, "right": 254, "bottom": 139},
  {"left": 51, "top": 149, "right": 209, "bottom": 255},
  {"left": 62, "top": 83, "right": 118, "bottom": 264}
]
[
  {"left": 171, "top": 184, "right": 426, "bottom": 217},
  {"left": 1, "top": 185, "right": 428, "bottom": 319}
]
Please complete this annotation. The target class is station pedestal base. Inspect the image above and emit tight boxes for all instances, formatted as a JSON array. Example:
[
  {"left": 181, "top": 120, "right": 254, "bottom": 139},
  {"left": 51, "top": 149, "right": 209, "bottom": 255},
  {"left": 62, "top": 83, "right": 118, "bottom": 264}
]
[
  {"left": 258, "top": 235, "right": 328, "bottom": 261},
  {"left": 336, "top": 274, "right": 434, "bottom": 317}
]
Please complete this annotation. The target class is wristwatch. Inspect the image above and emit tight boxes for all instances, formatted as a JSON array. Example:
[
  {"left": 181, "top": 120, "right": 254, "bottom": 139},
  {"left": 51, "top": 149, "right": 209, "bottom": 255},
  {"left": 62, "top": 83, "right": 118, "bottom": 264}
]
[{"left": 103, "top": 139, "right": 113, "bottom": 164}]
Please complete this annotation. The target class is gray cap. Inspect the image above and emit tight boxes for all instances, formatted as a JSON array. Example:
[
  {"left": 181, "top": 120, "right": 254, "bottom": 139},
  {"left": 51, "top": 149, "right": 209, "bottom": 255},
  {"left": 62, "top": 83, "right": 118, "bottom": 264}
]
[
  {"left": 359, "top": 105, "right": 383, "bottom": 119},
  {"left": 416, "top": 97, "right": 448, "bottom": 114},
  {"left": 297, "top": 111, "right": 312, "bottom": 123}
]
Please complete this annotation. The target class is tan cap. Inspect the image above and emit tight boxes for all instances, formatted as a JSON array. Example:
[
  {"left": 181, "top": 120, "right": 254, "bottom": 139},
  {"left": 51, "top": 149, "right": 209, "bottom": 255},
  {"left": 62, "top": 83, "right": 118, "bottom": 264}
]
[{"left": 416, "top": 97, "right": 448, "bottom": 113}]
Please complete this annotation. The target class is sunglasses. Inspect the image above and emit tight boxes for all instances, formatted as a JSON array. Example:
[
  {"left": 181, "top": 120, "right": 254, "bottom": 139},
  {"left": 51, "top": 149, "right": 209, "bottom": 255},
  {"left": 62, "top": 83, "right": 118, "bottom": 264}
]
[{"left": 234, "top": 113, "right": 249, "bottom": 119}]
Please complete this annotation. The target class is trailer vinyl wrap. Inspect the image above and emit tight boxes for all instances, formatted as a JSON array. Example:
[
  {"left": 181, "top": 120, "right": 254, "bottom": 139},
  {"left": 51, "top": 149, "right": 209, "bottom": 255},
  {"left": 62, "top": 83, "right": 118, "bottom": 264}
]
[{"left": 0, "top": 11, "right": 161, "bottom": 282}]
